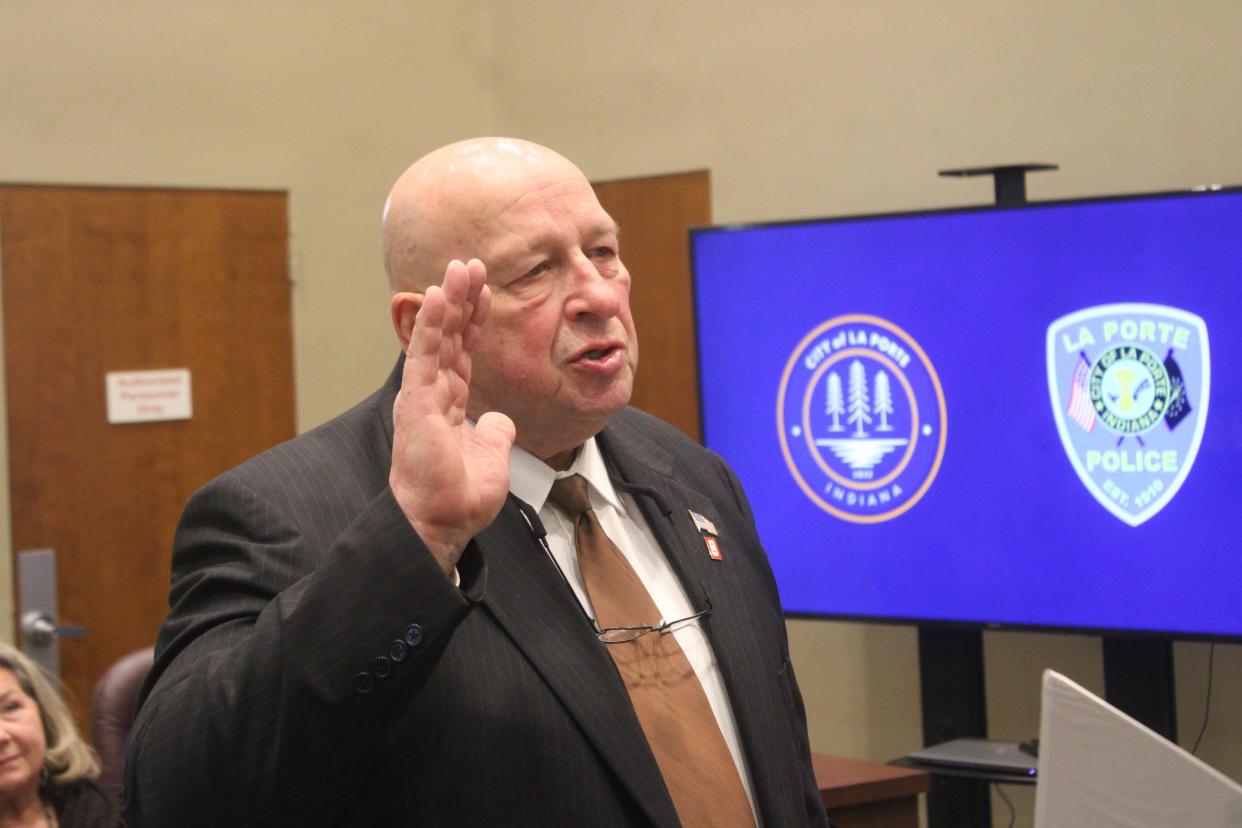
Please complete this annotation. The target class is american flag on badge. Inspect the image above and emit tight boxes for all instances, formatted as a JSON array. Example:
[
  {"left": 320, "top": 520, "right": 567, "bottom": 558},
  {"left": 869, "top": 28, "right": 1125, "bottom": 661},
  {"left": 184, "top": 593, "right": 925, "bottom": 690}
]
[
  {"left": 688, "top": 510, "right": 718, "bottom": 536},
  {"left": 1066, "top": 354, "right": 1096, "bottom": 432}
]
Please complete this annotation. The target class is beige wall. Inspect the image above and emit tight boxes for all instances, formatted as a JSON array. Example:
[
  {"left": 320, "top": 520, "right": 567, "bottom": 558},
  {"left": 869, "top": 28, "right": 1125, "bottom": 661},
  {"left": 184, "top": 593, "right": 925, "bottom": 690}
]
[
  {"left": 489, "top": 1, "right": 1241, "bottom": 215},
  {"left": 2, "top": 3, "right": 1239, "bottom": 825}
]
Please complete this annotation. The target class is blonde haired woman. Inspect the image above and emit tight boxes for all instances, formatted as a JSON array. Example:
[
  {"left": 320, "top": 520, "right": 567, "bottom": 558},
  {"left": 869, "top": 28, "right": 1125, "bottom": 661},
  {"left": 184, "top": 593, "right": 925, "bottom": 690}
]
[{"left": 0, "top": 643, "right": 116, "bottom": 826}]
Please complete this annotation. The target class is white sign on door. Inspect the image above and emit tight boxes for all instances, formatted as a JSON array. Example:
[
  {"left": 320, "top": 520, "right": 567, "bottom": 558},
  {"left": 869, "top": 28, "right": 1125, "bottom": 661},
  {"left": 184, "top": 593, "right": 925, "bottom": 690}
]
[{"left": 105, "top": 369, "right": 193, "bottom": 424}]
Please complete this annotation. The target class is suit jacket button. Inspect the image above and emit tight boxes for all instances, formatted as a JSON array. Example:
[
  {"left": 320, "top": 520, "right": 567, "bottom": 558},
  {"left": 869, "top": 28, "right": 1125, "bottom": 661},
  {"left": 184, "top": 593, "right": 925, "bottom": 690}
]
[
  {"left": 388, "top": 639, "right": 409, "bottom": 663},
  {"left": 372, "top": 656, "right": 393, "bottom": 679},
  {"left": 403, "top": 623, "right": 424, "bottom": 647},
  {"left": 354, "top": 672, "right": 374, "bottom": 694}
]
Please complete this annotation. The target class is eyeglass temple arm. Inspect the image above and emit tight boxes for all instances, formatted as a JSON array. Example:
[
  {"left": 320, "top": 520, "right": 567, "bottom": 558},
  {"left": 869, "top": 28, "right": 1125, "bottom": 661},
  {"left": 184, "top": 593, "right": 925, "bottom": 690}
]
[
  {"left": 512, "top": 495, "right": 601, "bottom": 632},
  {"left": 511, "top": 495, "right": 710, "bottom": 632}
]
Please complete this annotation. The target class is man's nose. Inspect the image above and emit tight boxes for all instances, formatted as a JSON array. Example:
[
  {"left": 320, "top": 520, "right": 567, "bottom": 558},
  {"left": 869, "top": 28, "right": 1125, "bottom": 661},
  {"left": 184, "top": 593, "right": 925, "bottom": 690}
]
[{"left": 565, "top": 254, "right": 621, "bottom": 319}]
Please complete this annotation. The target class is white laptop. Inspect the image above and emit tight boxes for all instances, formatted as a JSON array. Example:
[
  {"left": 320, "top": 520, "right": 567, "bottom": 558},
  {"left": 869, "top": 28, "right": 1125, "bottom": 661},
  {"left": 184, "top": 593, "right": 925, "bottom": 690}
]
[{"left": 1035, "top": 669, "right": 1242, "bottom": 827}]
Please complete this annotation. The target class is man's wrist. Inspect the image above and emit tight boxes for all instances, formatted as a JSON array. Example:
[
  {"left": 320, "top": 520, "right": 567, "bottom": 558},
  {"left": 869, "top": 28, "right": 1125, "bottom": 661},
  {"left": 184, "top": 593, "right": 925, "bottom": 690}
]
[{"left": 388, "top": 484, "right": 469, "bottom": 575}]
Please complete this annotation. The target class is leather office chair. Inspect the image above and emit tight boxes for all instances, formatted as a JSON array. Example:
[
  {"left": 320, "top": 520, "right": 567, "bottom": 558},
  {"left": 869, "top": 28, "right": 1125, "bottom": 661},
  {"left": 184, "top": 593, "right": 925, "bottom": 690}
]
[{"left": 90, "top": 646, "right": 155, "bottom": 800}]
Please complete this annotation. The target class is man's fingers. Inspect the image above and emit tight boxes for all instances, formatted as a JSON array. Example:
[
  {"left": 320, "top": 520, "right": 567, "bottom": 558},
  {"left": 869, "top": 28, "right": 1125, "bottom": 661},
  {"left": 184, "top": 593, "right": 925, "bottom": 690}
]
[
  {"left": 473, "top": 283, "right": 492, "bottom": 325},
  {"left": 401, "top": 256, "right": 488, "bottom": 399},
  {"left": 405, "top": 285, "right": 446, "bottom": 387},
  {"left": 409, "top": 285, "right": 446, "bottom": 352},
  {"left": 475, "top": 411, "right": 516, "bottom": 455},
  {"left": 445, "top": 258, "right": 486, "bottom": 332},
  {"left": 441, "top": 259, "right": 471, "bottom": 306},
  {"left": 463, "top": 284, "right": 492, "bottom": 352},
  {"left": 464, "top": 258, "right": 487, "bottom": 304}
]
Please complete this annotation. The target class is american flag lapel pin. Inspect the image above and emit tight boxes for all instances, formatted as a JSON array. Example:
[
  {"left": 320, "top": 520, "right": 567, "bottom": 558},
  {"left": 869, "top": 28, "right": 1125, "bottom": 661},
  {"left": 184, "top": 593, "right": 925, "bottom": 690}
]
[
  {"left": 689, "top": 510, "right": 723, "bottom": 560},
  {"left": 688, "top": 510, "right": 717, "bottom": 535}
]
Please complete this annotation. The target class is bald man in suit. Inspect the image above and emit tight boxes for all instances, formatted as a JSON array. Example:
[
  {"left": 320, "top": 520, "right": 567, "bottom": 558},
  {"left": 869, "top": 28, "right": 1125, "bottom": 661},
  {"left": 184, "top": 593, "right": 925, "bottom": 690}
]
[{"left": 127, "top": 138, "right": 828, "bottom": 827}]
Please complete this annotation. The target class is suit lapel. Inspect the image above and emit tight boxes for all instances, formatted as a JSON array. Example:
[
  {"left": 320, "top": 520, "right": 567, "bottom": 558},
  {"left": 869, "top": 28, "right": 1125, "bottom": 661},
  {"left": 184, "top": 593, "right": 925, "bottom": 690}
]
[{"left": 475, "top": 500, "right": 681, "bottom": 828}]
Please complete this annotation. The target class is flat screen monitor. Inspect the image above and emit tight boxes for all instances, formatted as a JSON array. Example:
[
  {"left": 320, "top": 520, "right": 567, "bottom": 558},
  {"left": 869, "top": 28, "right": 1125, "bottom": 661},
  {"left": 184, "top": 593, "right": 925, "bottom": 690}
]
[{"left": 690, "top": 187, "right": 1242, "bottom": 639}]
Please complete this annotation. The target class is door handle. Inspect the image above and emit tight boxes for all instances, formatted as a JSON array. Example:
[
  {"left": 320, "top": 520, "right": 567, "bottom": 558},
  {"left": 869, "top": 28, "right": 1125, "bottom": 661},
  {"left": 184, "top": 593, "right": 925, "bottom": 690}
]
[
  {"left": 16, "top": 548, "right": 85, "bottom": 678},
  {"left": 20, "top": 612, "right": 87, "bottom": 647}
]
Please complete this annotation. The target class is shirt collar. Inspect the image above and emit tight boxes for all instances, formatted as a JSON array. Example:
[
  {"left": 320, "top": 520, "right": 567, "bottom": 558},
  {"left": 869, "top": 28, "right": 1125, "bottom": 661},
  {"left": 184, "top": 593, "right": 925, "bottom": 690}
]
[{"left": 509, "top": 437, "right": 626, "bottom": 515}]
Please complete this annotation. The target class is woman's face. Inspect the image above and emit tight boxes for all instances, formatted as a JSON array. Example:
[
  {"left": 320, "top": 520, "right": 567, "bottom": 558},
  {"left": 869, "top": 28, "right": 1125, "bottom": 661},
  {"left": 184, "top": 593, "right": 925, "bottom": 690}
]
[{"left": 0, "top": 669, "right": 46, "bottom": 803}]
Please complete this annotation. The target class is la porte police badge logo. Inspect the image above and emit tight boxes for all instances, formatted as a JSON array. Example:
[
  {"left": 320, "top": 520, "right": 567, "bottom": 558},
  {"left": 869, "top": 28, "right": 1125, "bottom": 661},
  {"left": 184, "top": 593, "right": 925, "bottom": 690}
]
[
  {"left": 1046, "top": 303, "right": 1210, "bottom": 527},
  {"left": 777, "top": 314, "right": 948, "bottom": 524}
]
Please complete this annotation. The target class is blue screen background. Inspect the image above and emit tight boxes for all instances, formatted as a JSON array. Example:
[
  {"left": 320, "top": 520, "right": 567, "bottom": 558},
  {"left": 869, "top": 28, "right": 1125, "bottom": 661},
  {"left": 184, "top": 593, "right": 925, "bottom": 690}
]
[{"left": 691, "top": 191, "right": 1242, "bottom": 638}]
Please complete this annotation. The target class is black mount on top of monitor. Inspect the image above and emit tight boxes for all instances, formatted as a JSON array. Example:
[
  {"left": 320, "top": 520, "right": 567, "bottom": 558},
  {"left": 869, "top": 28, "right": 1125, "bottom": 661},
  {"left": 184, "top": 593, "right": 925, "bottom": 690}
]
[
  {"left": 938, "top": 163, "right": 1059, "bottom": 205},
  {"left": 919, "top": 161, "right": 1175, "bottom": 828}
]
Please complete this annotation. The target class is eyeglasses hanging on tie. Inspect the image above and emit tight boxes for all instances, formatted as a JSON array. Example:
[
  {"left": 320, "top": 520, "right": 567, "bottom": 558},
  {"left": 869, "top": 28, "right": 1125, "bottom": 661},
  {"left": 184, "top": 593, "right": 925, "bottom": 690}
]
[{"left": 514, "top": 495, "right": 714, "bottom": 644}]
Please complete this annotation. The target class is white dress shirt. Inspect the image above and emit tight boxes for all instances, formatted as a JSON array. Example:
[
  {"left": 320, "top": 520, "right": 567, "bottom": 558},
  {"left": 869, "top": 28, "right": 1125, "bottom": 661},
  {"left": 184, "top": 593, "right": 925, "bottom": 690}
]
[{"left": 509, "top": 438, "right": 760, "bottom": 823}]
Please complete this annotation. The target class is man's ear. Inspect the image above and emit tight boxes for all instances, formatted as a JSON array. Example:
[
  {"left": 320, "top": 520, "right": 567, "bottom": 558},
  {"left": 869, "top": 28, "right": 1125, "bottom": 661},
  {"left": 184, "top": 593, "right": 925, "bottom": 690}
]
[{"left": 390, "top": 291, "right": 424, "bottom": 348}]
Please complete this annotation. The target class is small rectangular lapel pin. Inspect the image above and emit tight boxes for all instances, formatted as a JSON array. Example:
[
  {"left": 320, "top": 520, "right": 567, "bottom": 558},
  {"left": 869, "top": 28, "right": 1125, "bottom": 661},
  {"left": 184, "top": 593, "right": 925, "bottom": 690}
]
[{"left": 704, "top": 535, "right": 723, "bottom": 560}]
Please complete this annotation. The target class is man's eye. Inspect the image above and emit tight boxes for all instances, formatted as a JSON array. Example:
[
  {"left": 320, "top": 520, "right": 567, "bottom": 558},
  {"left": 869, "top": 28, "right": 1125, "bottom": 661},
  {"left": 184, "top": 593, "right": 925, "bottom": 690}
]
[
  {"left": 590, "top": 246, "right": 615, "bottom": 260},
  {"left": 523, "top": 262, "right": 551, "bottom": 279}
]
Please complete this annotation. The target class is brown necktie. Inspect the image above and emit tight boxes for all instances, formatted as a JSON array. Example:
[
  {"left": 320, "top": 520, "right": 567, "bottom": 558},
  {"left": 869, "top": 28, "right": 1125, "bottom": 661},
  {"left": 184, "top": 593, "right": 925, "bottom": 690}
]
[{"left": 548, "top": 474, "right": 755, "bottom": 828}]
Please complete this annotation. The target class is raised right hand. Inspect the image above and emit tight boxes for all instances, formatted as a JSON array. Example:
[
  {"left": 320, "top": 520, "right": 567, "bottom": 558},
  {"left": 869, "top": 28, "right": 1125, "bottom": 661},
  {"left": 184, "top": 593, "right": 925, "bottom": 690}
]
[{"left": 389, "top": 258, "right": 516, "bottom": 574}]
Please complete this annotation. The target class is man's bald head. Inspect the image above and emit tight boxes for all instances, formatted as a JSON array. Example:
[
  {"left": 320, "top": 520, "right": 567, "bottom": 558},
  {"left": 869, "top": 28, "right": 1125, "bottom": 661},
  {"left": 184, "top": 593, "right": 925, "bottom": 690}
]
[{"left": 381, "top": 138, "right": 590, "bottom": 293}]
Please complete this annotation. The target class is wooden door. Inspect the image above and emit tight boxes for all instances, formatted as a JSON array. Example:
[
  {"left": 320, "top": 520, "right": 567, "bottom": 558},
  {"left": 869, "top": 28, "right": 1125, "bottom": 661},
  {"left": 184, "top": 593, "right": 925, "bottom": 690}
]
[
  {"left": 2, "top": 185, "right": 295, "bottom": 725},
  {"left": 593, "top": 170, "right": 711, "bottom": 442}
]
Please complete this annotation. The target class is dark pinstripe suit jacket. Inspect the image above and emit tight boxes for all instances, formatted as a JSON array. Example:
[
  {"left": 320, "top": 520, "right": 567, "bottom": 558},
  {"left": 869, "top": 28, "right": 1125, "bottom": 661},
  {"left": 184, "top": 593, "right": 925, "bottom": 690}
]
[{"left": 127, "top": 359, "right": 828, "bottom": 827}]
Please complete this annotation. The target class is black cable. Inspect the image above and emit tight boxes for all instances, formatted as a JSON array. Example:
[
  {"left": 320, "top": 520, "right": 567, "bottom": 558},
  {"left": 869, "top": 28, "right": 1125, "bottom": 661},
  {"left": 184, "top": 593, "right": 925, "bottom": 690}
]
[
  {"left": 993, "top": 783, "right": 1017, "bottom": 828},
  {"left": 1190, "top": 642, "right": 1216, "bottom": 756}
]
